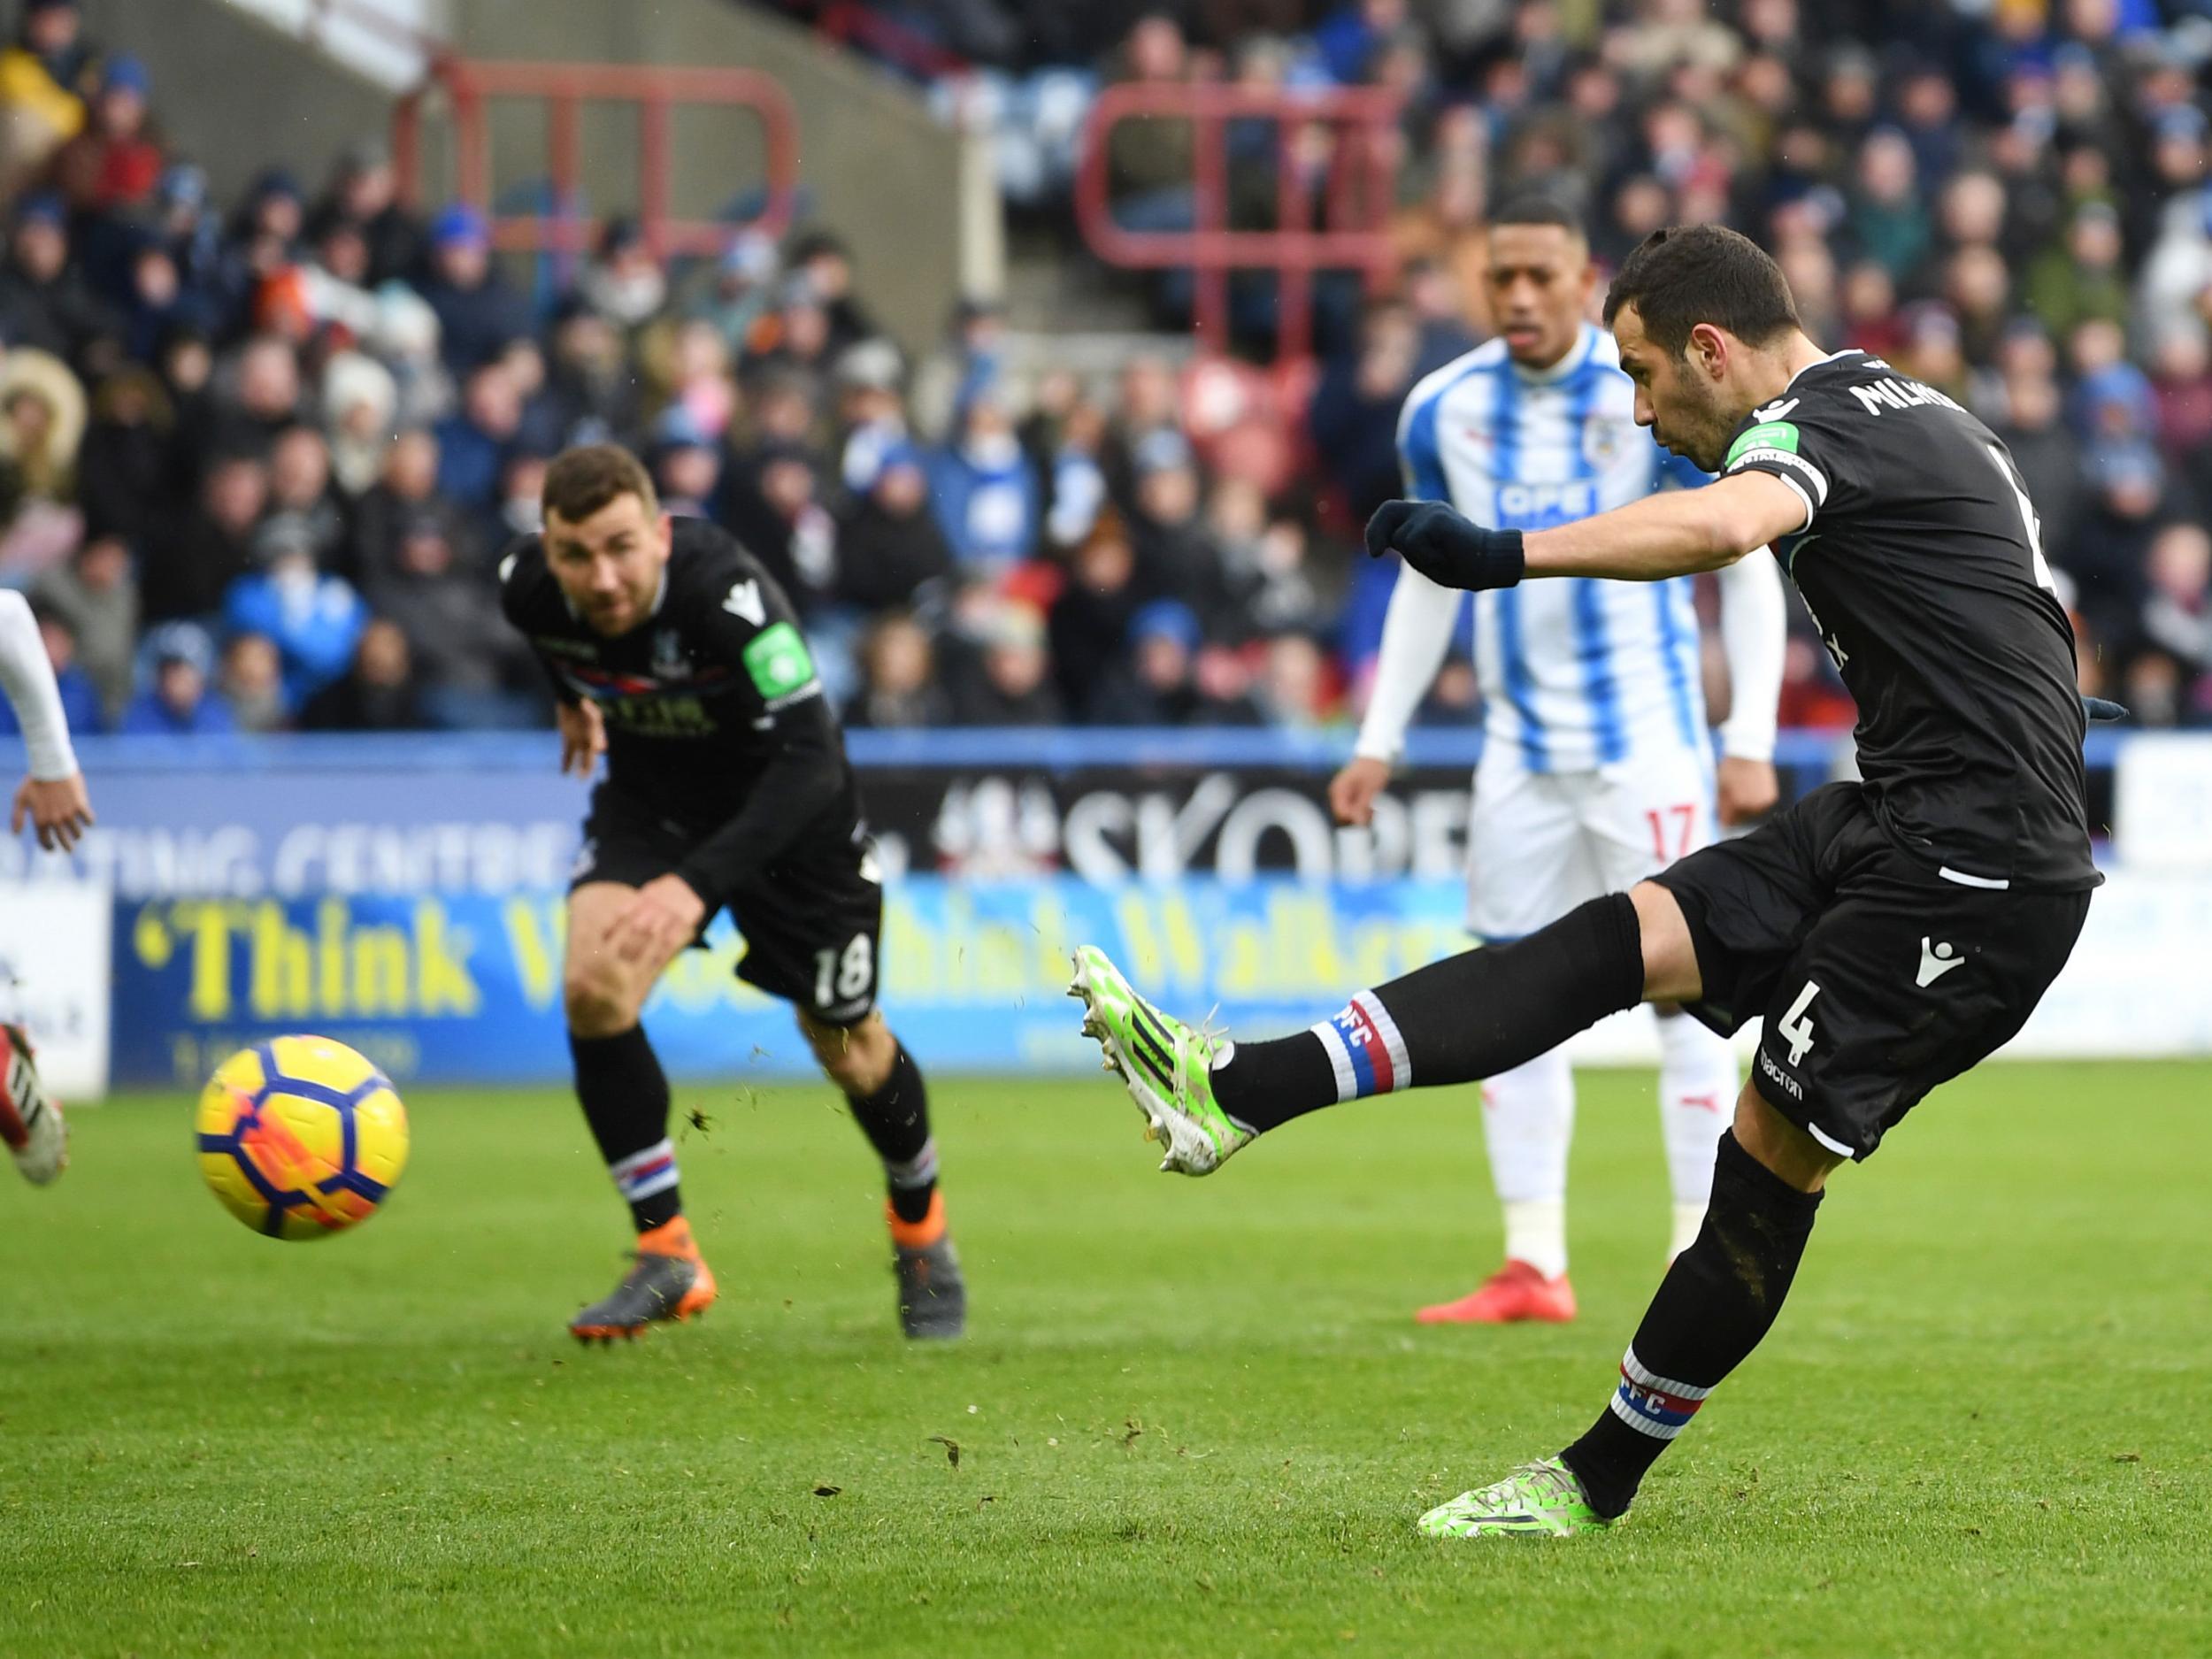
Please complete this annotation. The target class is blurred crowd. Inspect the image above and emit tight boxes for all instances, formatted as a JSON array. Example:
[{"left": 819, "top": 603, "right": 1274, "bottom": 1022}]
[
  {"left": 3, "top": 0, "right": 2211, "bottom": 749},
  {"left": 785, "top": 0, "right": 2212, "bottom": 728}
]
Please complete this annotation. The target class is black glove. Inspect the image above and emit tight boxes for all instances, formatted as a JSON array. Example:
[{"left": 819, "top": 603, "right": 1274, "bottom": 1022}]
[
  {"left": 1364, "top": 500, "right": 1525, "bottom": 592},
  {"left": 2082, "top": 695, "right": 2128, "bottom": 723}
]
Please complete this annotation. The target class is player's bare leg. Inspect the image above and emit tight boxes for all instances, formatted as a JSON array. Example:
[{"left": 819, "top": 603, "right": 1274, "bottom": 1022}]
[
  {"left": 803, "top": 1010, "right": 964, "bottom": 1339},
  {"left": 563, "top": 880, "right": 717, "bottom": 1342}
]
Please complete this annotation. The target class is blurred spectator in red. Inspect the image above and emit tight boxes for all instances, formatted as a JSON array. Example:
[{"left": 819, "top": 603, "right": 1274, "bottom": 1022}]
[{"left": 50, "top": 53, "right": 159, "bottom": 214}]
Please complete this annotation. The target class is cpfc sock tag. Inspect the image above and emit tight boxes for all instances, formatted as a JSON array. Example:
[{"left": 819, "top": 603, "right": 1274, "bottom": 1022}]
[{"left": 1309, "top": 991, "right": 1413, "bottom": 1103}]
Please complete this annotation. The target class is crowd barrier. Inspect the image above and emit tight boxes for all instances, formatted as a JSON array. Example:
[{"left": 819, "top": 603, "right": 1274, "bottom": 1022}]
[{"left": 0, "top": 727, "right": 2196, "bottom": 1098}]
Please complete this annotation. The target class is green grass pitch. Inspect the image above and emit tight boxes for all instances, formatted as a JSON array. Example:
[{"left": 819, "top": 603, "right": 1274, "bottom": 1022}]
[{"left": 4, "top": 1062, "right": 2208, "bottom": 1658}]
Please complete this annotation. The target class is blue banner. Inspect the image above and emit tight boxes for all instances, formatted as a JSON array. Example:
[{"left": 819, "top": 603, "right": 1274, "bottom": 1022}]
[{"left": 109, "top": 878, "right": 1472, "bottom": 1088}]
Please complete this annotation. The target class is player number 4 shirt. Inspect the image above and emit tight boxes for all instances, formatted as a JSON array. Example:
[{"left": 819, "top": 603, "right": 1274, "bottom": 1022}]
[{"left": 1719, "top": 349, "right": 2098, "bottom": 891}]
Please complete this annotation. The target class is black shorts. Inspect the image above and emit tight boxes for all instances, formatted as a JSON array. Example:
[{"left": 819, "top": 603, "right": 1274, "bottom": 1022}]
[
  {"left": 1653, "top": 782, "right": 2092, "bottom": 1162},
  {"left": 570, "top": 788, "right": 885, "bottom": 1027}
]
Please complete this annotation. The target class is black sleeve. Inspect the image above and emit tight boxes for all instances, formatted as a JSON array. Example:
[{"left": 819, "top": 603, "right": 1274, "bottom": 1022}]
[
  {"left": 666, "top": 541, "right": 850, "bottom": 906},
  {"left": 1719, "top": 391, "right": 1867, "bottom": 534}
]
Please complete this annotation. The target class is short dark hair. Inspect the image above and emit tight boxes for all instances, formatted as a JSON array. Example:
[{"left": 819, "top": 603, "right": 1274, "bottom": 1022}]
[
  {"left": 1489, "top": 195, "right": 1586, "bottom": 239},
  {"left": 542, "top": 443, "right": 658, "bottom": 525},
  {"left": 1602, "top": 225, "right": 1801, "bottom": 355}
]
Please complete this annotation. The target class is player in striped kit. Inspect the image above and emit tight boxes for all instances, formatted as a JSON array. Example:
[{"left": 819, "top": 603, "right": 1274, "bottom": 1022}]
[{"left": 1330, "top": 199, "right": 1786, "bottom": 1323}]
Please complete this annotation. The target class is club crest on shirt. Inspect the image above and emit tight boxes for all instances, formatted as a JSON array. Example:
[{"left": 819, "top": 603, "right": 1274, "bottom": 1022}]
[
  {"left": 1581, "top": 415, "right": 1630, "bottom": 470},
  {"left": 651, "top": 627, "right": 690, "bottom": 680}
]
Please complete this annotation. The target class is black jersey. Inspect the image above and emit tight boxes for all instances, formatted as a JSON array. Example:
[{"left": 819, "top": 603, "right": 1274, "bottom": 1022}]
[
  {"left": 498, "top": 515, "right": 862, "bottom": 906},
  {"left": 1719, "top": 349, "right": 2096, "bottom": 891}
]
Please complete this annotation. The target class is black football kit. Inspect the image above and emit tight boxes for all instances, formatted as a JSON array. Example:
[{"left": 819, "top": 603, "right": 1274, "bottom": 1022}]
[
  {"left": 1655, "top": 349, "right": 2096, "bottom": 1158},
  {"left": 500, "top": 516, "right": 883, "bottom": 1025}
]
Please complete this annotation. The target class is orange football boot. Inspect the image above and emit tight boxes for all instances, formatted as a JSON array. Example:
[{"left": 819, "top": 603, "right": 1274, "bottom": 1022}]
[
  {"left": 569, "top": 1216, "right": 718, "bottom": 1342},
  {"left": 1415, "top": 1259, "right": 1578, "bottom": 1325}
]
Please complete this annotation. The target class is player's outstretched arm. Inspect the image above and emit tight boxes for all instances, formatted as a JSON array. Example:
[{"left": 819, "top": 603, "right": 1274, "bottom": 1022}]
[
  {"left": 0, "top": 590, "right": 92, "bottom": 851},
  {"left": 1366, "top": 472, "right": 1807, "bottom": 590}
]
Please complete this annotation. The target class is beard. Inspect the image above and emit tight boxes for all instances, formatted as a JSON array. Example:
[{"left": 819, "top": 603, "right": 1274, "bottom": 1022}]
[{"left": 1662, "top": 370, "right": 1740, "bottom": 473}]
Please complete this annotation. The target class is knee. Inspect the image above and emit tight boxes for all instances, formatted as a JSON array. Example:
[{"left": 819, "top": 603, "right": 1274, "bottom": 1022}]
[
  {"left": 803, "top": 1012, "right": 895, "bottom": 1094},
  {"left": 565, "top": 966, "right": 642, "bottom": 1038},
  {"left": 1631, "top": 881, "right": 1702, "bottom": 1004}
]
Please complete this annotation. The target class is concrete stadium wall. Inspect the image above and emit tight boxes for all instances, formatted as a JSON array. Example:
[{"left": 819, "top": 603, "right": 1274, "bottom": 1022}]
[
  {"left": 77, "top": 0, "right": 396, "bottom": 208},
  {"left": 447, "top": 0, "right": 979, "bottom": 354}
]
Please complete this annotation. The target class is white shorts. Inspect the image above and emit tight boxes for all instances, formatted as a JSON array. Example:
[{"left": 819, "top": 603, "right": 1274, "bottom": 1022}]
[{"left": 1465, "top": 745, "right": 1717, "bottom": 941}]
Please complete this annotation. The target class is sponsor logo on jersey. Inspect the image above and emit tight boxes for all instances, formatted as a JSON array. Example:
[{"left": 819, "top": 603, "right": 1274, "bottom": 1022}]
[
  {"left": 721, "top": 579, "right": 767, "bottom": 625},
  {"left": 743, "top": 621, "right": 818, "bottom": 700},
  {"left": 1494, "top": 480, "right": 1599, "bottom": 526},
  {"left": 1916, "top": 937, "right": 1965, "bottom": 987},
  {"left": 1756, "top": 1048, "right": 1804, "bottom": 1101},
  {"left": 1725, "top": 419, "right": 1801, "bottom": 468}
]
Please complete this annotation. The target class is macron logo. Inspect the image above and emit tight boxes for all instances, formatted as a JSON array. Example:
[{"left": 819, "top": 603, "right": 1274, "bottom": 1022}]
[
  {"left": 1751, "top": 396, "right": 1800, "bottom": 423},
  {"left": 721, "top": 580, "right": 765, "bottom": 626},
  {"left": 1917, "top": 938, "right": 1965, "bottom": 988}
]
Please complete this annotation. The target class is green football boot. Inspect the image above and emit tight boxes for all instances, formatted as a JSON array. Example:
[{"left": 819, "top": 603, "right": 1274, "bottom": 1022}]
[
  {"left": 1068, "top": 945, "right": 1253, "bottom": 1175},
  {"left": 1417, "top": 1457, "right": 1615, "bottom": 1539}
]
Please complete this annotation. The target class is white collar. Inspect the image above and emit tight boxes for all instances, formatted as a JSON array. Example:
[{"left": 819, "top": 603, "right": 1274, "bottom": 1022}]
[{"left": 1513, "top": 323, "right": 1598, "bottom": 385}]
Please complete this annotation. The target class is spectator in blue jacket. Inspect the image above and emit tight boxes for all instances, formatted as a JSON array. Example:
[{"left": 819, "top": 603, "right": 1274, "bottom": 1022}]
[
  {"left": 434, "top": 355, "right": 521, "bottom": 514},
  {"left": 119, "top": 620, "right": 235, "bottom": 735},
  {"left": 0, "top": 599, "right": 103, "bottom": 738},
  {"left": 414, "top": 204, "right": 532, "bottom": 376},
  {"left": 927, "top": 383, "right": 1039, "bottom": 573},
  {"left": 220, "top": 518, "right": 366, "bottom": 710}
]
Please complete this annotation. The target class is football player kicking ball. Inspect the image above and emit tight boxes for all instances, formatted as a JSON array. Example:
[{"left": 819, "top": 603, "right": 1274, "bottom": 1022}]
[
  {"left": 1073, "top": 226, "right": 2103, "bottom": 1535},
  {"left": 0, "top": 588, "right": 95, "bottom": 1186},
  {"left": 503, "top": 445, "right": 963, "bottom": 1342},
  {"left": 1332, "top": 198, "right": 1786, "bottom": 1323}
]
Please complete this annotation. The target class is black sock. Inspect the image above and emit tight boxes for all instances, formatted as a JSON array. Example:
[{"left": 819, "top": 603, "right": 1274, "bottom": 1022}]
[
  {"left": 569, "top": 1025, "right": 680, "bottom": 1233},
  {"left": 846, "top": 1041, "right": 938, "bottom": 1225},
  {"left": 1559, "top": 1129, "right": 1824, "bottom": 1518},
  {"left": 1213, "top": 893, "right": 1646, "bottom": 1133}
]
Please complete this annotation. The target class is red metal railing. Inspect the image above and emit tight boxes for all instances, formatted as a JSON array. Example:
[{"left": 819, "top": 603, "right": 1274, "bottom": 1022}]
[
  {"left": 392, "top": 59, "right": 802, "bottom": 257},
  {"left": 1076, "top": 82, "right": 1404, "bottom": 362},
  {"left": 815, "top": 1, "right": 971, "bottom": 81}
]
